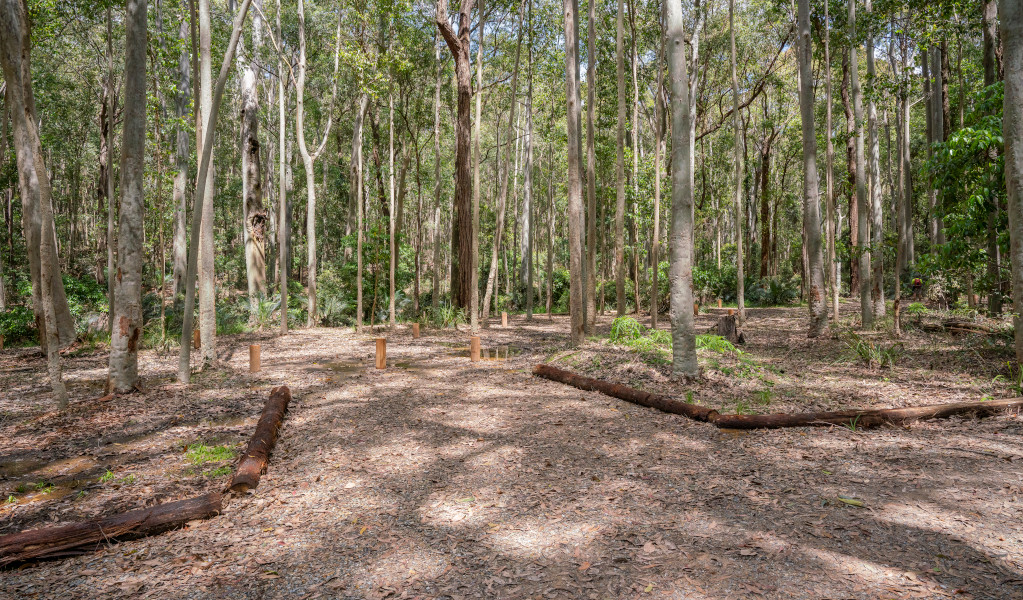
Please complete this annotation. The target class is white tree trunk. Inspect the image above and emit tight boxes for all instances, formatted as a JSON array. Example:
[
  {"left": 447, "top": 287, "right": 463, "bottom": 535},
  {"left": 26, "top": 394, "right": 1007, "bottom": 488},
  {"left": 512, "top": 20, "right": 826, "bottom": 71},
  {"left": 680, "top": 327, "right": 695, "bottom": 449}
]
[
  {"left": 666, "top": 0, "right": 697, "bottom": 378},
  {"left": 1004, "top": 0, "right": 1023, "bottom": 361},
  {"left": 564, "top": 0, "right": 584, "bottom": 345},
  {"left": 109, "top": 0, "right": 148, "bottom": 392},
  {"left": 849, "top": 0, "right": 872, "bottom": 329}
]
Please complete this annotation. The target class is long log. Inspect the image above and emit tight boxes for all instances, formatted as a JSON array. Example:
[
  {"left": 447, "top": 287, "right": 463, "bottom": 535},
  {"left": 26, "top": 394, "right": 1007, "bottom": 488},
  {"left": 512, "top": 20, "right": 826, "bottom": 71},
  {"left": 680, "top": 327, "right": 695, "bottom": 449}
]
[
  {"left": 533, "top": 364, "right": 1023, "bottom": 430},
  {"left": 229, "top": 385, "right": 291, "bottom": 493},
  {"left": 532, "top": 364, "right": 719, "bottom": 422},
  {"left": 0, "top": 493, "right": 222, "bottom": 567}
]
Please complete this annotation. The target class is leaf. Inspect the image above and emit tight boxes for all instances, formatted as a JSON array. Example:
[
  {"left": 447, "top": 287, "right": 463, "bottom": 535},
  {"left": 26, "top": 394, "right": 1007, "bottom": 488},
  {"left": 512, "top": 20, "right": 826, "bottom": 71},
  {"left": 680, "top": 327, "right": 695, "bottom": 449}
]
[
  {"left": 837, "top": 495, "right": 865, "bottom": 507},
  {"left": 578, "top": 561, "right": 591, "bottom": 571},
  {"left": 644, "top": 583, "right": 654, "bottom": 593}
]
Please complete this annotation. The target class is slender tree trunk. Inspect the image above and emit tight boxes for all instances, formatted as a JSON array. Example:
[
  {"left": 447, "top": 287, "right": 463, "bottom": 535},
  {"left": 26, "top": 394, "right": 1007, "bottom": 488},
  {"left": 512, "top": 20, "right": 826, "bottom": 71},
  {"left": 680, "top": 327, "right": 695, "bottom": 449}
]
[
  {"left": 984, "top": 0, "right": 1003, "bottom": 316},
  {"left": 243, "top": 0, "right": 266, "bottom": 317},
  {"left": 177, "top": 0, "right": 253, "bottom": 383},
  {"left": 525, "top": 3, "right": 535, "bottom": 320},
  {"left": 651, "top": 4, "right": 663, "bottom": 329},
  {"left": 842, "top": 51, "right": 859, "bottom": 294},
  {"left": 730, "top": 0, "right": 745, "bottom": 320},
  {"left": 296, "top": 2, "right": 340, "bottom": 327},
  {"left": 866, "top": 0, "right": 884, "bottom": 318},
  {"left": 470, "top": 5, "right": 483, "bottom": 332},
  {"left": 824, "top": 0, "right": 837, "bottom": 321},
  {"left": 564, "top": 0, "right": 584, "bottom": 344},
  {"left": 585, "top": 0, "right": 597, "bottom": 332},
  {"left": 352, "top": 94, "right": 368, "bottom": 331},
  {"left": 276, "top": 0, "right": 288, "bottom": 334},
  {"left": 849, "top": 0, "right": 872, "bottom": 330},
  {"left": 109, "top": 0, "right": 147, "bottom": 392},
  {"left": 0, "top": 0, "right": 70, "bottom": 404},
  {"left": 1004, "top": 0, "right": 1023, "bottom": 362},
  {"left": 173, "top": 20, "right": 190, "bottom": 305},
  {"left": 797, "top": 0, "right": 827, "bottom": 336},
  {"left": 106, "top": 7, "right": 116, "bottom": 332},
  {"left": 614, "top": 0, "right": 626, "bottom": 316},
  {"left": 388, "top": 36, "right": 397, "bottom": 328},
  {"left": 436, "top": 0, "right": 475, "bottom": 312},
  {"left": 197, "top": 0, "right": 217, "bottom": 363},
  {"left": 666, "top": 0, "right": 696, "bottom": 378},
  {"left": 630, "top": 0, "right": 639, "bottom": 315},
  {"left": 432, "top": 34, "right": 442, "bottom": 317}
]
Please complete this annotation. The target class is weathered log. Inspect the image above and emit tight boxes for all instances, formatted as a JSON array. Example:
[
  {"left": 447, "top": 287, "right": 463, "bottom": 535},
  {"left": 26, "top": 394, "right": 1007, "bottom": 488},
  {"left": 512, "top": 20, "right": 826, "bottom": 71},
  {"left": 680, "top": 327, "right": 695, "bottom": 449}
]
[
  {"left": 532, "top": 364, "right": 719, "bottom": 422},
  {"left": 0, "top": 492, "right": 222, "bottom": 567},
  {"left": 229, "top": 385, "right": 292, "bottom": 493},
  {"left": 533, "top": 365, "right": 1023, "bottom": 430}
]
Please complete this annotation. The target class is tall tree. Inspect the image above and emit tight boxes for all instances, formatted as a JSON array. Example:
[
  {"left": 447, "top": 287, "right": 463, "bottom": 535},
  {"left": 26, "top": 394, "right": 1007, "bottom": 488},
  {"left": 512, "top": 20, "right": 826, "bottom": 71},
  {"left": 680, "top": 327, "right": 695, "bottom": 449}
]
[
  {"left": 866, "top": 0, "right": 883, "bottom": 318},
  {"left": 524, "top": 0, "right": 535, "bottom": 320},
  {"left": 432, "top": 33, "right": 442, "bottom": 318},
  {"left": 824, "top": 0, "right": 837, "bottom": 322},
  {"left": 172, "top": 19, "right": 190, "bottom": 304},
  {"left": 730, "top": 0, "right": 745, "bottom": 321},
  {"left": 666, "top": 0, "right": 696, "bottom": 378},
  {"left": 797, "top": 0, "right": 826, "bottom": 336},
  {"left": 108, "top": 0, "right": 147, "bottom": 392},
  {"left": 177, "top": 0, "right": 253, "bottom": 383},
  {"left": 470, "top": 3, "right": 483, "bottom": 333},
  {"left": 1004, "top": 0, "right": 1023, "bottom": 362},
  {"left": 276, "top": 0, "right": 288, "bottom": 334},
  {"left": 614, "top": 0, "right": 626, "bottom": 315},
  {"left": 650, "top": 0, "right": 663, "bottom": 329},
  {"left": 353, "top": 94, "right": 368, "bottom": 331},
  {"left": 198, "top": 0, "right": 216, "bottom": 364},
  {"left": 984, "top": 0, "right": 1002, "bottom": 315},
  {"left": 564, "top": 0, "right": 584, "bottom": 344},
  {"left": 436, "top": 0, "right": 475, "bottom": 312},
  {"left": 0, "top": 0, "right": 72, "bottom": 404},
  {"left": 849, "top": 0, "right": 872, "bottom": 330},
  {"left": 482, "top": 0, "right": 524, "bottom": 327},
  {"left": 242, "top": 0, "right": 266, "bottom": 317},
  {"left": 585, "top": 0, "right": 597, "bottom": 333},
  {"left": 295, "top": 0, "right": 340, "bottom": 326}
]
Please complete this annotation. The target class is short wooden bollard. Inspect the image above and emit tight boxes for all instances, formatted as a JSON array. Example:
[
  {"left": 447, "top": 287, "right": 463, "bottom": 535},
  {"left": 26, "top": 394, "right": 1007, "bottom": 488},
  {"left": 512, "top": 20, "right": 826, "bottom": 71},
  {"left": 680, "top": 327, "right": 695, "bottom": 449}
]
[
  {"left": 470, "top": 336, "right": 481, "bottom": 362},
  {"left": 193, "top": 328, "right": 200, "bottom": 349},
  {"left": 693, "top": 303, "right": 700, "bottom": 316},
  {"left": 249, "top": 344, "right": 261, "bottom": 373},
  {"left": 728, "top": 308, "right": 736, "bottom": 316},
  {"left": 717, "top": 298, "right": 723, "bottom": 308},
  {"left": 375, "top": 338, "right": 387, "bottom": 369},
  {"left": 501, "top": 312, "right": 508, "bottom": 327},
  {"left": 412, "top": 323, "right": 420, "bottom": 338}
]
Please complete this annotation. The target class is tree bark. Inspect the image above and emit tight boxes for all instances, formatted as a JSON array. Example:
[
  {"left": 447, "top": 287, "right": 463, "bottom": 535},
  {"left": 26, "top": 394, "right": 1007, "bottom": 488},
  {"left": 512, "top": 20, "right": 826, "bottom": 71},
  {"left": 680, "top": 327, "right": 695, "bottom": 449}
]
[
  {"left": 730, "top": 0, "right": 746, "bottom": 320},
  {"left": 242, "top": 0, "right": 266, "bottom": 317},
  {"left": 525, "top": 3, "right": 535, "bottom": 320},
  {"left": 842, "top": 51, "right": 859, "bottom": 295},
  {"left": 469, "top": 5, "right": 483, "bottom": 333},
  {"left": 564, "top": 0, "right": 584, "bottom": 345},
  {"left": 276, "top": 0, "right": 288, "bottom": 334},
  {"left": 666, "top": 0, "right": 697, "bottom": 378},
  {"left": 585, "top": 0, "right": 597, "bottom": 332},
  {"left": 797, "top": 0, "right": 827, "bottom": 336},
  {"left": 432, "top": 34, "right": 442, "bottom": 317},
  {"left": 849, "top": 0, "right": 871, "bottom": 330},
  {"left": 0, "top": 0, "right": 71, "bottom": 404},
  {"left": 352, "top": 94, "right": 368, "bottom": 331},
  {"left": 866, "top": 0, "right": 883, "bottom": 318},
  {"left": 614, "top": 0, "right": 626, "bottom": 316},
  {"left": 984, "top": 0, "right": 1002, "bottom": 316},
  {"left": 177, "top": 0, "right": 253, "bottom": 383},
  {"left": 1005, "top": 0, "right": 1023, "bottom": 362},
  {"left": 824, "top": 0, "right": 837, "bottom": 322},
  {"left": 109, "top": 0, "right": 148, "bottom": 392},
  {"left": 172, "top": 20, "right": 190, "bottom": 305},
  {"left": 436, "top": 0, "right": 475, "bottom": 312},
  {"left": 651, "top": 3, "right": 663, "bottom": 329}
]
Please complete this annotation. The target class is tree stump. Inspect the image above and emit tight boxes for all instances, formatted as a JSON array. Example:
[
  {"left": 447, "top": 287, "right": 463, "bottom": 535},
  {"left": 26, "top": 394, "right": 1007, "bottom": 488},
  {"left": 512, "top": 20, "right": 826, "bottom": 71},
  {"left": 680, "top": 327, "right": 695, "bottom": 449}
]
[{"left": 712, "top": 313, "right": 746, "bottom": 345}]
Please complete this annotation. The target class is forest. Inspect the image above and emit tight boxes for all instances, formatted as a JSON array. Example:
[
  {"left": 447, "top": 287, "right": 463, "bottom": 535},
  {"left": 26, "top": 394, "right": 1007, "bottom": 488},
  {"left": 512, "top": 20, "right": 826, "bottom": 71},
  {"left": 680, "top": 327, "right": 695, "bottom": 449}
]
[{"left": 1, "top": 0, "right": 1023, "bottom": 597}]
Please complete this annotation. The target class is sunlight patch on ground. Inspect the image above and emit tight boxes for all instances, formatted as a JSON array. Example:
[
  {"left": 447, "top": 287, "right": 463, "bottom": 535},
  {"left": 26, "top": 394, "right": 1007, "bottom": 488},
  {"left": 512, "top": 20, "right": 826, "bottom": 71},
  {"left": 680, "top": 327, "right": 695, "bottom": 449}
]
[{"left": 486, "top": 519, "right": 600, "bottom": 558}]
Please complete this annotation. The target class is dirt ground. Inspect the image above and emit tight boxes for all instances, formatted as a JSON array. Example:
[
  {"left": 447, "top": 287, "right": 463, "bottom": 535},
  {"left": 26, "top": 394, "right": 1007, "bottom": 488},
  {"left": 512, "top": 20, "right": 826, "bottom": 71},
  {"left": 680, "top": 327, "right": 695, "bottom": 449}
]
[{"left": 2, "top": 303, "right": 1022, "bottom": 599}]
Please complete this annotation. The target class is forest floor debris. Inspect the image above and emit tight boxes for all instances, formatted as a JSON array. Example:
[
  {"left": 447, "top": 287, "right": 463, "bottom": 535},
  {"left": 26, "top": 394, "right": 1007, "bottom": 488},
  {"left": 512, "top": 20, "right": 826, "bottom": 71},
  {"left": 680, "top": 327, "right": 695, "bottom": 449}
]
[{"left": 1, "top": 303, "right": 1021, "bottom": 599}]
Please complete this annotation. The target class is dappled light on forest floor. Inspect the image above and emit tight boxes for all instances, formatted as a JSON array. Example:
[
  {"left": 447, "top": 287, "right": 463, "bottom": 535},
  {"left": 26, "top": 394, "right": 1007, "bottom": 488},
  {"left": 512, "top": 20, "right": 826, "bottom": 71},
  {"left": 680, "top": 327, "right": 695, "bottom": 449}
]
[{"left": 1, "top": 306, "right": 1021, "bottom": 598}]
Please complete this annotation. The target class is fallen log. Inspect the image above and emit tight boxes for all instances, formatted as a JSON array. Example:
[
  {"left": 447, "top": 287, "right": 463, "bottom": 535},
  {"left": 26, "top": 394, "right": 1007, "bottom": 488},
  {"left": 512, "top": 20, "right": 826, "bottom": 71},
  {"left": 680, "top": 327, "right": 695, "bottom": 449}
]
[
  {"left": 532, "top": 364, "right": 719, "bottom": 422},
  {"left": 229, "top": 385, "right": 292, "bottom": 493},
  {"left": 533, "top": 364, "right": 1023, "bottom": 430},
  {"left": 0, "top": 493, "right": 222, "bottom": 567}
]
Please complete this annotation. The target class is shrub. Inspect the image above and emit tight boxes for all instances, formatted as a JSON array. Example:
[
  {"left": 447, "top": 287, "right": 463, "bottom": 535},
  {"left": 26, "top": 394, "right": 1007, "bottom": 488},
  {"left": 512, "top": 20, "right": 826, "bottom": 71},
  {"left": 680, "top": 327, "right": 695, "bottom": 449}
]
[
  {"left": 0, "top": 306, "right": 36, "bottom": 346},
  {"left": 610, "top": 316, "right": 643, "bottom": 343},
  {"left": 844, "top": 331, "right": 904, "bottom": 369}
]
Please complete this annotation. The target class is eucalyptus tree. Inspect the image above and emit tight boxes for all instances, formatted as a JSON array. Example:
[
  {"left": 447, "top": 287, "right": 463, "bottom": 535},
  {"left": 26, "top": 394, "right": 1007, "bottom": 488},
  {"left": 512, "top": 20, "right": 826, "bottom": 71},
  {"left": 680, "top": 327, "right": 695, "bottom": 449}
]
[
  {"left": 849, "top": 0, "right": 871, "bottom": 330},
  {"left": 584, "top": 0, "right": 596, "bottom": 333},
  {"left": 865, "top": 0, "right": 883, "bottom": 318},
  {"left": 436, "top": 0, "right": 475, "bottom": 312},
  {"left": 564, "top": 0, "right": 584, "bottom": 345},
  {"left": 729, "top": 0, "right": 745, "bottom": 321},
  {"left": 1005, "top": 0, "right": 1023, "bottom": 362},
  {"left": 796, "top": 0, "right": 826, "bottom": 336},
  {"left": 665, "top": 0, "right": 696, "bottom": 378},
  {"left": 108, "top": 0, "right": 147, "bottom": 392},
  {"left": 614, "top": 0, "right": 625, "bottom": 316},
  {"left": 0, "top": 0, "right": 72, "bottom": 403},
  {"left": 241, "top": 0, "right": 267, "bottom": 317}
]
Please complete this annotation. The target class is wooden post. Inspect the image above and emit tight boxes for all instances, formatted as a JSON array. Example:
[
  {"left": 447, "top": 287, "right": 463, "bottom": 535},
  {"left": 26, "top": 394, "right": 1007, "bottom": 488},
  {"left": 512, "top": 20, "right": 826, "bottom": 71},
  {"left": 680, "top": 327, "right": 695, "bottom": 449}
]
[
  {"left": 0, "top": 334, "right": 4, "bottom": 350},
  {"left": 501, "top": 311, "right": 508, "bottom": 327},
  {"left": 717, "top": 298, "right": 723, "bottom": 308},
  {"left": 693, "top": 303, "right": 700, "bottom": 316},
  {"left": 412, "top": 323, "right": 420, "bottom": 338},
  {"left": 249, "top": 344, "right": 261, "bottom": 373},
  {"left": 375, "top": 338, "right": 386, "bottom": 369},
  {"left": 193, "top": 328, "right": 200, "bottom": 349},
  {"left": 470, "top": 336, "right": 481, "bottom": 362},
  {"left": 728, "top": 308, "right": 735, "bottom": 316}
]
